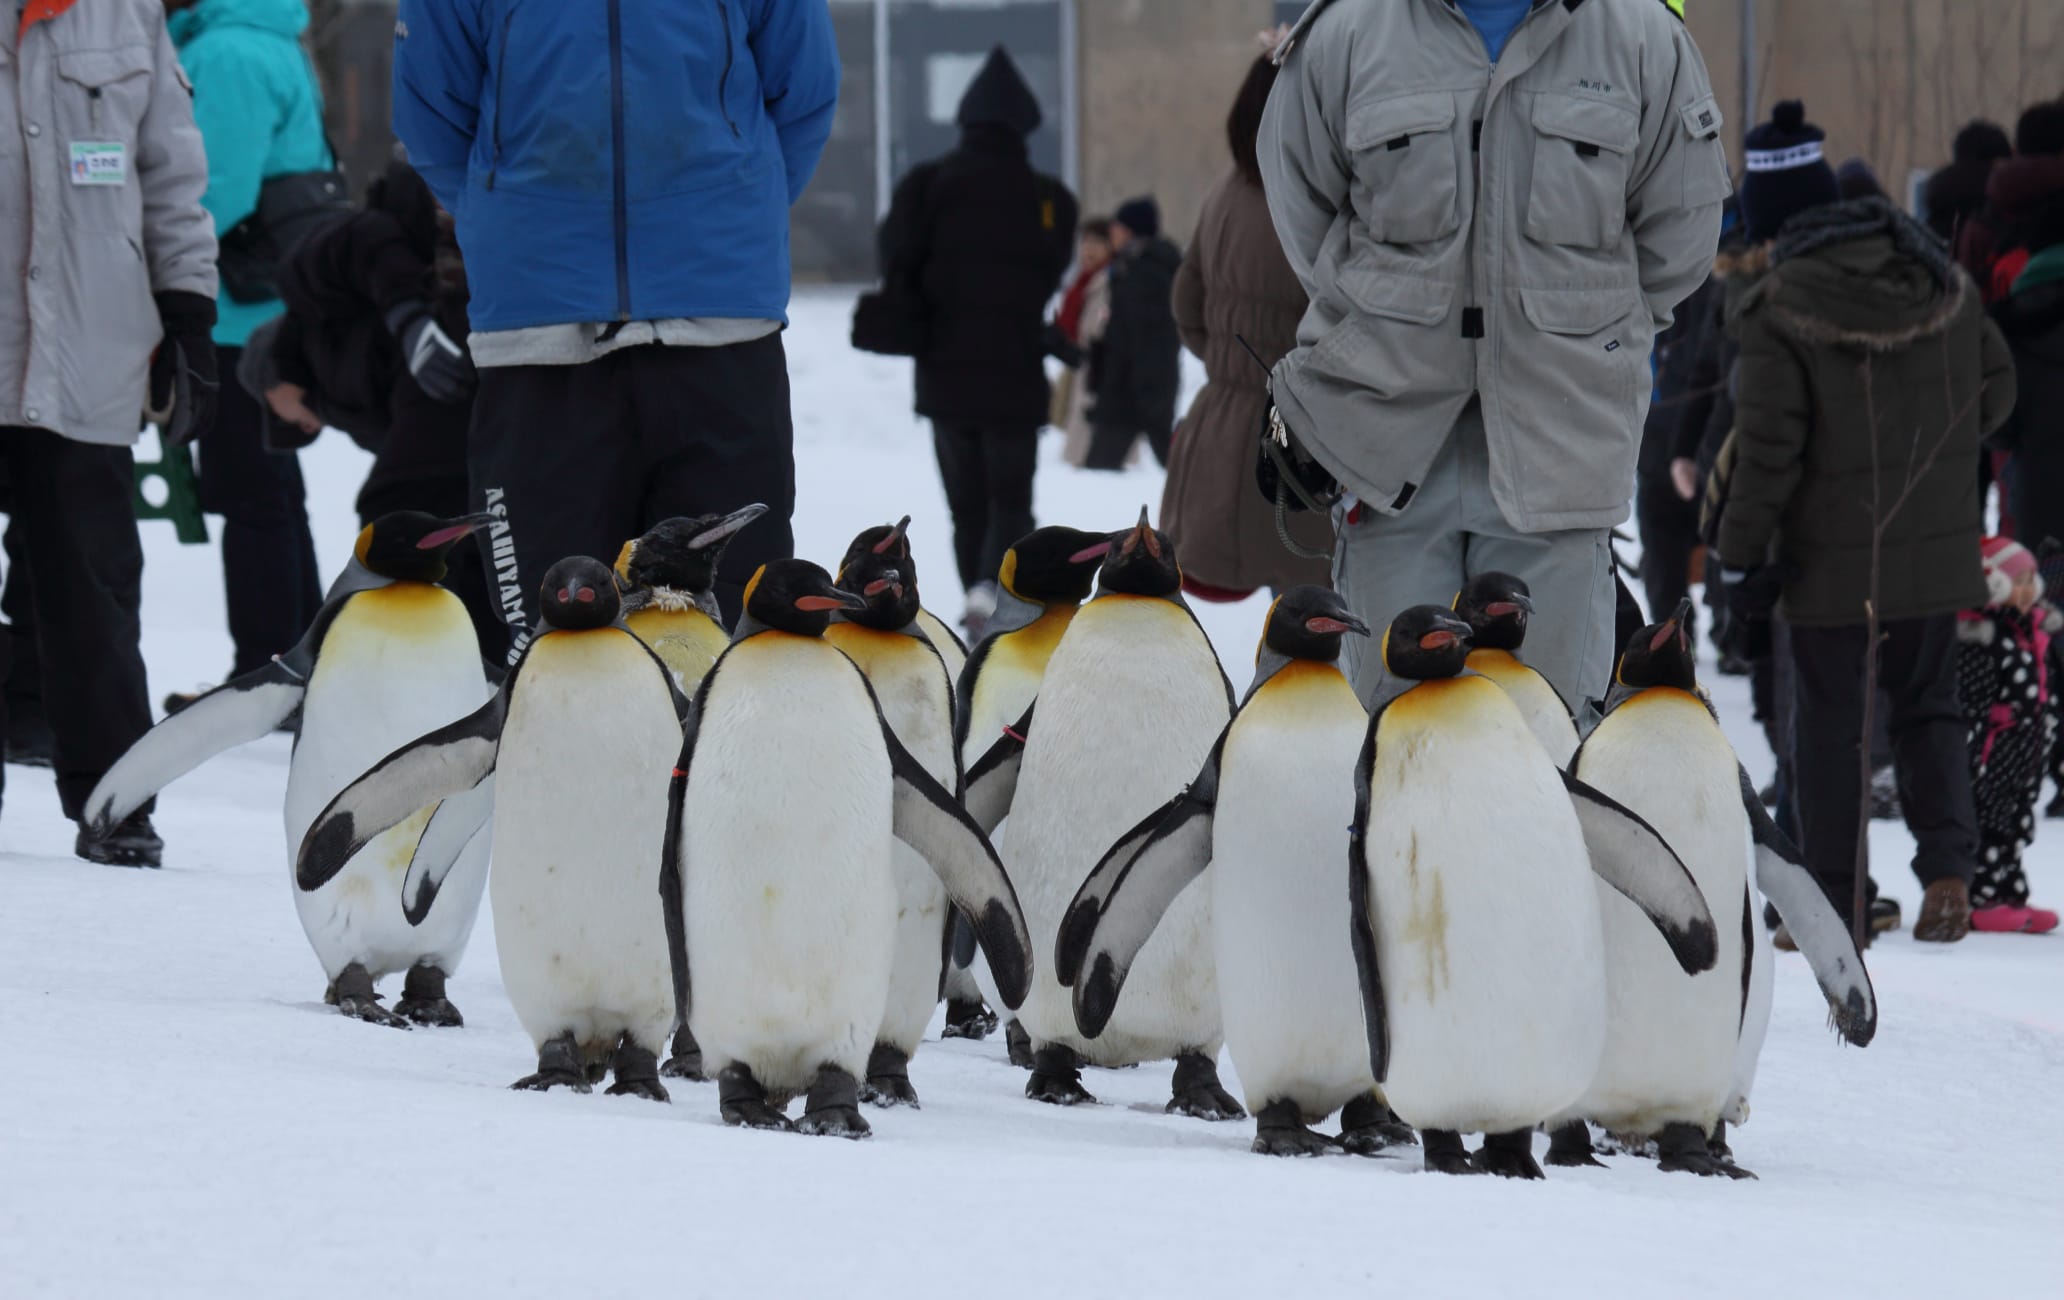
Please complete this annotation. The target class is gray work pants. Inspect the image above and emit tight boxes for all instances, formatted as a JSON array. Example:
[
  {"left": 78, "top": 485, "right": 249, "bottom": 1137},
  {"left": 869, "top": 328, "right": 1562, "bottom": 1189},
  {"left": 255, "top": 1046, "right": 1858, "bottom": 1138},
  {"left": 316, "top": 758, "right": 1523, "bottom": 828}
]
[{"left": 1333, "top": 404, "right": 1619, "bottom": 717}]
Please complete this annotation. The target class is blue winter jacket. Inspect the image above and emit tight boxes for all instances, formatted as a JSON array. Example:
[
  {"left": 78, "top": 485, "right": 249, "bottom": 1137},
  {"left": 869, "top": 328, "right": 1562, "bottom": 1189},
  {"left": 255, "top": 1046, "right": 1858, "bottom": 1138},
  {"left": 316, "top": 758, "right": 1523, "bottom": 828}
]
[
  {"left": 392, "top": 0, "right": 840, "bottom": 333},
  {"left": 170, "top": 0, "right": 333, "bottom": 347}
]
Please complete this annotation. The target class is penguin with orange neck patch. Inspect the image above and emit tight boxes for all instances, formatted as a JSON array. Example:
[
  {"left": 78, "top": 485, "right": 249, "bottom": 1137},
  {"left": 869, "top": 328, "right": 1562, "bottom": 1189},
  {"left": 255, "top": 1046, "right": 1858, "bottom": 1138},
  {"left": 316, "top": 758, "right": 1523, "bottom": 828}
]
[
  {"left": 825, "top": 524, "right": 961, "bottom": 1107},
  {"left": 1058, "top": 587, "right": 1420, "bottom": 1156},
  {"left": 84, "top": 511, "right": 497, "bottom": 1027},
  {"left": 838, "top": 515, "right": 969, "bottom": 681},
  {"left": 299, "top": 557, "right": 690, "bottom": 1096},
  {"left": 1455, "top": 572, "right": 1579, "bottom": 767},
  {"left": 1347, "top": 606, "right": 1720, "bottom": 1178},
  {"left": 615, "top": 504, "right": 767, "bottom": 690}
]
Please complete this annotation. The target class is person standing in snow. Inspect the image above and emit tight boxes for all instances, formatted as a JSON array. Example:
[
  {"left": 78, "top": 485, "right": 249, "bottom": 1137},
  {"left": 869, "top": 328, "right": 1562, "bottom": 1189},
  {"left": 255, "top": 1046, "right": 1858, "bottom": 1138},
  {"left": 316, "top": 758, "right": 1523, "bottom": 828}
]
[
  {"left": 1957, "top": 100, "right": 2064, "bottom": 305},
  {"left": 1258, "top": 0, "right": 1729, "bottom": 714},
  {"left": 167, "top": 0, "right": 334, "bottom": 694},
  {"left": 1083, "top": 198, "right": 1182, "bottom": 472},
  {"left": 392, "top": 0, "right": 839, "bottom": 647},
  {"left": 1053, "top": 217, "right": 1113, "bottom": 468},
  {"left": 1158, "top": 54, "right": 1329, "bottom": 598},
  {"left": 1954, "top": 538, "right": 2061, "bottom": 935},
  {"left": 877, "top": 46, "right": 1077, "bottom": 636},
  {"left": 1716, "top": 104, "right": 2018, "bottom": 946},
  {"left": 1924, "top": 120, "right": 2013, "bottom": 246},
  {"left": 2, "top": 0, "right": 218, "bottom": 865}
]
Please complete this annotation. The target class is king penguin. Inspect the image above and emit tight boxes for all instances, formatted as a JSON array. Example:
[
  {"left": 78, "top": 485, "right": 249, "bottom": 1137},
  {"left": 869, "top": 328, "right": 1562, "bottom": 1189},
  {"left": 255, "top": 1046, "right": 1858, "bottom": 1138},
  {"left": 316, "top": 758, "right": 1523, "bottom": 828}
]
[
  {"left": 1454, "top": 572, "right": 1579, "bottom": 767},
  {"left": 85, "top": 511, "right": 497, "bottom": 1027},
  {"left": 837, "top": 516, "right": 968, "bottom": 681},
  {"left": 1348, "top": 606, "right": 1720, "bottom": 1178},
  {"left": 972, "top": 509, "right": 1241, "bottom": 1117},
  {"left": 615, "top": 504, "right": 767, "bottom": 690},
  {"left": 660, "top": 559, "right": 1033, "bottom": 1138},
  {"left": 1057, "top": 587, "right": 1418, "bottom": 1156},
  {"left": 824, "top": 525, "right": 960, "bottom": 1107},
  {"left": 298, "top": 557, "right": 688, "bottom": 1098},
  {"left": 1550, "top": 601, "right": 1876, "bottom": 1176}
]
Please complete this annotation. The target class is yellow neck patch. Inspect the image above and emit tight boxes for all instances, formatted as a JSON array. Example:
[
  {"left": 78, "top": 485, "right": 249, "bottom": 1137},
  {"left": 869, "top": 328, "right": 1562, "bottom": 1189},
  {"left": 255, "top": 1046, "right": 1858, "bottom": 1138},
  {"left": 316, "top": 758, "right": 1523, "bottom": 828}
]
[
  {"left": 613, "top": 540, "right": 637, "bottom": 585},
  {"left": 353, "top": 524, "right": 375, "bottom": 567},
  {"left": 743, "top": 564, "right": 767, "bottom": 612}
]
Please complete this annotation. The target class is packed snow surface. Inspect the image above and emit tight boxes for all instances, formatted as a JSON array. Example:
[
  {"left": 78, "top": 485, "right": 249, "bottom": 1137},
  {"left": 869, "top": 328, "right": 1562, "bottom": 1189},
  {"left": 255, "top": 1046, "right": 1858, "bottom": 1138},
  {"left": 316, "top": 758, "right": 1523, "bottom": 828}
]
[{"left": 4, "top": 292, "right": 2061, "bottom": 1298}]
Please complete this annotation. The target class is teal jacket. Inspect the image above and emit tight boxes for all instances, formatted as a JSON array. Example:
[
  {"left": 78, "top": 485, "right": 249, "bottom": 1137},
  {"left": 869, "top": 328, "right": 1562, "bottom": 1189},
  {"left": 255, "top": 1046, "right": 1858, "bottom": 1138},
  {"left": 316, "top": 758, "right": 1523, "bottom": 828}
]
[{"left": 171, "top": 0, "right": 331, "bottom": 346}]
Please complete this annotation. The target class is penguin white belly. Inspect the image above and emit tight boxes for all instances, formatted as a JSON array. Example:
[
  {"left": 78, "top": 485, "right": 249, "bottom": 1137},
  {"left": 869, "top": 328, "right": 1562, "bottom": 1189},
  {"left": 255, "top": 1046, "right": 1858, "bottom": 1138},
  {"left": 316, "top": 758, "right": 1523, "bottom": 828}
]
[
  {"left": 827, "top": 626, "right": 955, "bottom": 1058},
  {"left": 1212, "top": 667, "right": 1370, "bottom": 1117},
  {"left": 1000, "top": 597, "right": 1229, "bottom": 1065},
  {"left": 1469, "top": 650, "right": 1578, "bottom": 767},
  {"left": 959, "top": 610, "right": 1071, "bottom": 769},
  {"left": 490, "top": 631, "right": 680, "bottom": 1057},
  {"left": 1569, "top": 691, "right": 1747, "bottom": 1134},
  {"left": 1728, "top": 884, "right": 1776, "bottom": 1126},
  {"left": 286, "top": 585, "right": 492, "bottom": 982},
  {"left": 916, "top": 608, "right": 967, "bottom": 682},
  {"left": 1363, "top": 678, "right": 1605, "bottom": 1134},
  {"left": 683, "top": 636, "right": 897, "bottom": 1094}
]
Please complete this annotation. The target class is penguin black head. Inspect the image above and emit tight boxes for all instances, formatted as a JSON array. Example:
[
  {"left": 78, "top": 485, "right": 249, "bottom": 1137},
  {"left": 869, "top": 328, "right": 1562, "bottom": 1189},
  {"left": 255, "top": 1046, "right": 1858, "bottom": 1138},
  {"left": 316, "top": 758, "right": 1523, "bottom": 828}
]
[
  {"left": 836, "top": 522, "right": 920, "bottom": 633},
  {"left": 539, "top": 557, "right": 622, "bottom": 632},
  {"left": 1096, "top": 507, "right": 1181, "bottom": 598},
  {"left": 353, "top": 510, "right": 495, "bottom": 583},
  {"left": 1454, "top": 571, "right": 1535, "bottom": 652},
  {"left": 1381, "top": 606, "right": 1475, "bottom": 682},
  {"left": 614, "top": 503, "right": 769, "bottom": 596},
  {"left": 1263, "top": 585, "right": 1370, "bottom": 663},
  {"left": 1617, "top": 598, "right": 1699, "bottom": 693},
  {"left": 999, "top": 525, "right": 1111, "bottom": 605},
  {"left": 742, "top": 559, "right": 867, "bottom": 638}
]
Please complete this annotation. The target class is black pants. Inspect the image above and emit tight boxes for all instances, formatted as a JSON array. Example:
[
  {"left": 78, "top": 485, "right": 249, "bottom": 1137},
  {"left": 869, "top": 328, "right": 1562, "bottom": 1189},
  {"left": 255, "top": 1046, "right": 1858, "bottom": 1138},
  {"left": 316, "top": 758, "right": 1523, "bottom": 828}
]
[
  {"left": 1790, "top": 616, "right": 1978, "bottom": 924},
  {"left": 1634, "top": 469, "right": 1698, "bottom": 628},
  {"left": 931, "top": 423, "right": 1037, "bottom": 592},
  {"left": 470, "top": 336, "right": 795, "bottom": 658},
  {"left": 197, "top": 345, "right": 324, "bottom": 677},
  {"left": 0, "top": 428, "right": 155, "bottom": 820},
  {"left": 1084, "top": 419, "right": 1170, "bottom": 472}
]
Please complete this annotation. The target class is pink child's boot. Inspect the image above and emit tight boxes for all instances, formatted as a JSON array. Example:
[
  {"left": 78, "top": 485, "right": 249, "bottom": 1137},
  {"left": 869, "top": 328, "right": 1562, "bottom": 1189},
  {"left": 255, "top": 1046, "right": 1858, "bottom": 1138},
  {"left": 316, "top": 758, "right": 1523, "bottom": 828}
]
[{"left": 1970, "top": 905, "right": 2061, "bottom": 934}]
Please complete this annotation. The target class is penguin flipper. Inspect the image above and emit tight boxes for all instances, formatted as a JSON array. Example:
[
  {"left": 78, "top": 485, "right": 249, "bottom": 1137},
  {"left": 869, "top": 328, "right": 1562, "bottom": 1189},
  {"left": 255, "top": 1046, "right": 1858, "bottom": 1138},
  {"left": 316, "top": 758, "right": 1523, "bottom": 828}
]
[
  {"left": 1738, "top": 765, "right": 1877, "bottom": 1046},
  {"left": 400, "top": 775, "right": 495, "bottom": 926},
  {"left": 962, "top": 702, "right": 1033, "bottom": 835},
  {"left": 296, "top": 692, "right": 506, "bottom": 892},
  {"left": 1060, "top": 734, "right": 1223, "bottom": 1039},
  {"left": 1561, "top": 770, "right": 1720, "bottom": 975},
  {"left": 658, "top": 685, "right": 710, "bottom": 1034},
  {"left": 1349, "top": 712, "right": 1391, "bottom": 1083},
  {"left": 885, "top": 725, "right": 1034, "bottom": 1011},
  {"left": 81, "top": 660, "right": 306, "bottom": 836}
]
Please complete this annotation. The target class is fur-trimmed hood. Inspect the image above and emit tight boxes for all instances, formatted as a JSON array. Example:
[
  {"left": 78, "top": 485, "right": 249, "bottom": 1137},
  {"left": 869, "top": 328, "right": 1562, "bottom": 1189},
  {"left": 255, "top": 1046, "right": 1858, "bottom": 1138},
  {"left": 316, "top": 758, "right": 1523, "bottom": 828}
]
[{"left": 1748, "top": 197, "right": 1969, "bottom": 352}]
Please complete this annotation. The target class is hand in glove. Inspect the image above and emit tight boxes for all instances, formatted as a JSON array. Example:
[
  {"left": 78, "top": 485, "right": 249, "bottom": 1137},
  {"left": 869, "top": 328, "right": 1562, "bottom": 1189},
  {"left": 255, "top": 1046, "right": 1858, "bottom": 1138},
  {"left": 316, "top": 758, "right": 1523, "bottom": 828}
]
[
  {"left": 146, "top": 290, "right": 219, "bottom": 447},
  {"left": 385, "top": 302, "right": 474, "bottom": 403},
  {"left": 1715, "top": 565, "right": 1784, "bottom": 662}
]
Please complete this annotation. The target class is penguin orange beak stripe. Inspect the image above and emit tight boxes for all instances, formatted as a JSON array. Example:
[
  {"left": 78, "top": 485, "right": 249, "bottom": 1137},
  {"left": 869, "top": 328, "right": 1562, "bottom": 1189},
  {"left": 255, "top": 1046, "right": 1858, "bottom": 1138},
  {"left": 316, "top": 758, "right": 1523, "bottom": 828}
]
[
  {"left": 1485, "top": 601, "right": 1521, "bottom": 619},
  {"left": 795, "top": 595, "right": 847, "bottom": 612},
  {"left": 873, "top": 515, "right": 912, "bottom": 555},
  {"left": 863, "top": 578, "right": 901, "bottom": 599},
  {"left": 415, "top": 514, "right": 496, "bottom": 550},
  {"left": 1651, "top": 621, "right": 1680, "bottom": 653},
  {"left": 1419, "top": 630, "right": 1458, "bottom": 650},
  {"left": 1069, "top": 540, "right": 1113, "bottom": 565}
]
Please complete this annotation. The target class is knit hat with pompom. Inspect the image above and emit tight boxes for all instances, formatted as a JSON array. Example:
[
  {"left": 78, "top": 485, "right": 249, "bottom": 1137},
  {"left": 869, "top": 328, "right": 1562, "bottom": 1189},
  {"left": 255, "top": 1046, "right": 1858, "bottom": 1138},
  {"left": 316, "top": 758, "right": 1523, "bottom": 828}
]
[
  {"left": 1740, "top": 101, "right": 1841, "bottom": 243},
  {"left": 1981, "top": 535, "right": 2037, "bottom": 605}
]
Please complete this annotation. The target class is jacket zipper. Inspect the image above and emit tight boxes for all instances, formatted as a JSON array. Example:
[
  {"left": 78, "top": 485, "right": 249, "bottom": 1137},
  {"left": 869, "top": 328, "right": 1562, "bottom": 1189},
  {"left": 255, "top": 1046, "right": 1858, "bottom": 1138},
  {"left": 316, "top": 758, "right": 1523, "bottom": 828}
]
[
  {"left": 486, "top": 13, "right": 514, "bottom": 190},
  {"left": 88, "top": 87, "right": 103, "bottom": 135},
  {"left": 608, "top": 0, "right": 631, "bottom": 320},
  {"left": 715, "top": 0, "right": 740, "bottom": 137}
]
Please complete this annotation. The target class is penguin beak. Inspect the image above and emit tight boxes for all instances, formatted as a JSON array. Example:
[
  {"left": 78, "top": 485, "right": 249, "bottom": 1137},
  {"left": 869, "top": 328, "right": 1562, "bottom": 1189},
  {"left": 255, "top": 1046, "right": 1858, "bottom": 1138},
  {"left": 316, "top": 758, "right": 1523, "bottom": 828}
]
[
  {"left": 1671, "top": 597, "right": 1694, "bottom": 626},
  {"left": 872, "top": 515, "right": 912, "bottom": 556},
  {"left": 1305, "top": 608, "right": 1371, "bottom": 637},
  {"left": 415, "top": 512, "right": 497, "bottom": 551},
  {"left": 1651, "top": 598, "right": 1695, "bottom": 654},
  {"left": 1484, "top": 593, "right": 1534, "bottom": 619},
  {"left": 1069, "top": 538, "right": 1113, "bottom": 565},
  {"left": 796, "top": 583, "right": 869, "bottom": 614},
  {"left": 1119, "top": 507, "right": 1162, "bottom": 561},
  {"left": 862, "top": 569, "right": 903, "bottom": 600},
  {"left": 1419, "top": 616, "right": 1474, "bottom": 652},
  {"left": 687, "top": 503, "right": 770, "bottom": 550}
]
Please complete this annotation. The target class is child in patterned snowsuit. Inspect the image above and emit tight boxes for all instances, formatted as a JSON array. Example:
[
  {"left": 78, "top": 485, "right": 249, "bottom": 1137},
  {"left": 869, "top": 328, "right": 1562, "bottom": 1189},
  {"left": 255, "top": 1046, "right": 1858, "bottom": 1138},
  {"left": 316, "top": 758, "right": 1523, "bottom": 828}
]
[{"left": 1955, "top": 537, "right": 2061, "bottom": 933}]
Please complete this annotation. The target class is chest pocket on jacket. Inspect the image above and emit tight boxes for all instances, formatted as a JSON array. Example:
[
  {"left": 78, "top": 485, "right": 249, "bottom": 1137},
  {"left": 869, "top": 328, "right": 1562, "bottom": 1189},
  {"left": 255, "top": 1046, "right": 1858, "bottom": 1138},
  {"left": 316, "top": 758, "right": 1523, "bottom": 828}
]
[
  {"left": 1525, "top": 94, "right": 1638, "bottom": 250},
  {"left": 55, "top": 47, "right": 154, "bottom": 148},
  {"left": 1346, "top": 93, "right": 1460, "bottom": 246}
]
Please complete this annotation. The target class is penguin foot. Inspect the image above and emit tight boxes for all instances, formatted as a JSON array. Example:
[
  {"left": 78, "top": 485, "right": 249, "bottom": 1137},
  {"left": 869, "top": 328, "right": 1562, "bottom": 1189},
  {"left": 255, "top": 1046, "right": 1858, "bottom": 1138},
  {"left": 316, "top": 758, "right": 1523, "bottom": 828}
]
[
  {"left": 1338, "top": 1093, "right": 1418, "bottom": 1155},
  {"left": 332, "top": 964, "right": 411, "bottom": 1030},
  {"left": 513, "top": 1034, "right": 593, "bottom": 1093},
  {"left": 1166, "top": 1052, "right": 1245, "bottom": 1122},
  {"left": 1656, "top": 1123, "right": 1757, "bottom": 1179},
  {"left": 1707, "top": 1120, "right": 1734, "bottom": 1163},
  {"left": 1026, "top": 1045, "right": 1095, "bottom": 1106},
  {"left": 940, "top": 999, "right": 998, "bottom": 1041},
  {"left": 717, "top": 1064, "right": 794, "bottom": 1132},
  {"left": 604, "top": 1039, "right": 670, "bottom": 1103},
  {"left": 1474, "top": 1129, "right": 1546, "bottom": 1180},
  {"left": 1251, "top": 1101, "right": 1336, "bottom": 1157},
  {"left": 660, "top": 1027, "right": 705, "bottom": 1081},
  {"left": 393, "top": 964, "right": 463, "bottom": 1027},
  {"left": 1544, "top": 1119, "right": 1607, "bottom": 1169},
  {"left": 798, "top": 1065, "right": 873, "bottom": 1140},
  {"left": 1004, "top": 1019, "right": 1035, "bottom": 1069},
  {"left": 860, "top": 1044, "right": 920, "bottom": 1109},
  {"left": 1421, "top": 1130, "right": 1484, "bottom": 1176}
]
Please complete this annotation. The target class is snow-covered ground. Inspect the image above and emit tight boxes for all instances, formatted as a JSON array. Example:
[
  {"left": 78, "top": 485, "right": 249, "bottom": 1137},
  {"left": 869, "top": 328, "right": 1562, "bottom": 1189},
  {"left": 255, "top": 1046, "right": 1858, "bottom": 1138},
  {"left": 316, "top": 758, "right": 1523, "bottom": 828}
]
[{"left": 4, "top": 290, "right": 2060, "bottom": 1299}]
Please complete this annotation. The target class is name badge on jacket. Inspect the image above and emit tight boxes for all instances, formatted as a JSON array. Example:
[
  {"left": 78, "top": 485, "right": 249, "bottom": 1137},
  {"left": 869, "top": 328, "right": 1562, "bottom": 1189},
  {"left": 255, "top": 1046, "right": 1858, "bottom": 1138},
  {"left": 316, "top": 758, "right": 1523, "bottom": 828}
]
[{"left": 70, "top": 142, "right": 128, "bottom": 186}]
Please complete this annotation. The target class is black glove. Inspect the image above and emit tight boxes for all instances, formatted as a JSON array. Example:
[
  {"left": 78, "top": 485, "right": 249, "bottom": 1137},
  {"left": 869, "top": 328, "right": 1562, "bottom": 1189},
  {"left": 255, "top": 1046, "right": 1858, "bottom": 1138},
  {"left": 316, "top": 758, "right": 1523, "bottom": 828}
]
[
  {"left": 147, "top": 290, "right": 219, "bottom": 447},
  {"left": 385, "top": 301, "right": 474, "bottom": 403},
  {"left": 1715, "top": 565, "right": 1784, "bottom": 662},
  {"left": 1041, "top": 321, "right": 1084, "bottom": 368}
]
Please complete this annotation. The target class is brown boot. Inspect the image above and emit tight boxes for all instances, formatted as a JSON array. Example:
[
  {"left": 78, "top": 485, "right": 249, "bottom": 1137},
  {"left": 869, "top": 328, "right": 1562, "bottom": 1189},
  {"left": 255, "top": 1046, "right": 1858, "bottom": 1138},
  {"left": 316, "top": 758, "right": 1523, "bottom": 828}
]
[{"left": 1913, "top": 878, "right": 1972, "bottom": 944}]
